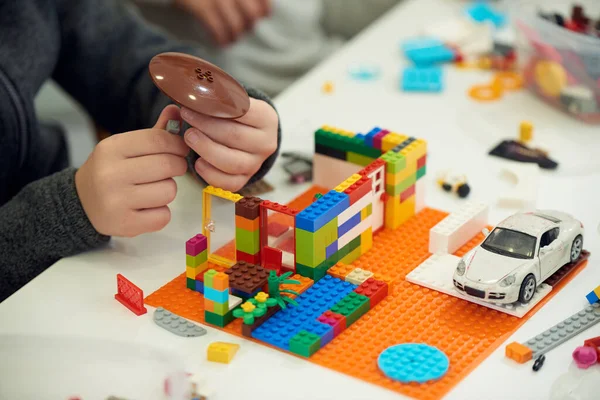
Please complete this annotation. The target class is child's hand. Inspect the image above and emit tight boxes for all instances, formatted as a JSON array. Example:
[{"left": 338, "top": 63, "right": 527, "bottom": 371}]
[
  {"left": 75, "top": 106, "right": 189, "bottom": 237},
  {"left": 181, "top": 98, "right": 278, "bottom": 192}
]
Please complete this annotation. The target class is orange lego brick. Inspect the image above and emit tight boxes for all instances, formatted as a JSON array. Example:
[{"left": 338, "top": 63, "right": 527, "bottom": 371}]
[
  {"left": 145, "top": 186, "right": 588, "bottom": 400},
  {"left": 212, "top": 272, "right": 229, "bottom": 291},
  {"left": 204, "top": 298, "right": 215, "bottom": 313},
  {"left": 505, "top": 342, "right": 533, "bottom": 364},
  {"left": 327, "top": 263, "right": 354, "bottom": 280},
  {"left": 280, "top": 274, "right": 313, "bottom": 299},
  {"left": 235, "top": 215, "right": 259, "bottom": 232}
]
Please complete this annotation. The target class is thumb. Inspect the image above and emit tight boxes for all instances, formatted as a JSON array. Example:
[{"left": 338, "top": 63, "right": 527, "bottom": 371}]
[{"left": 154, "top": 104, "right": 182, "bottom": 130}]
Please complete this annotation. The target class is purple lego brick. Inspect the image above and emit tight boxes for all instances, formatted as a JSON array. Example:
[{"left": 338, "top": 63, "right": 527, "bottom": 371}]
[
  {"left": 338, "top": 212, "right": 361, "bottom": 237},
  {"left": 372, "top": 130, "right": 390, "bottom": 151},
  {"left": 364, "top": 127, "right": 382, "bottom": 147},
  {"left": 186, "top": 234, "right": 207, "bottom": 256},
  {"left": 326, "top": 241, "right": 338, "bottom": 259}
]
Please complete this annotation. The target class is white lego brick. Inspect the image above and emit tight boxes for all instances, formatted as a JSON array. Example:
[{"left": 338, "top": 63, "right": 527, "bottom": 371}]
[
  {"left": 313, "top": 153, "right": 362, "bottom": 189},
  {"left": 228, "top": 294, "right": 243, "bottom": 311},
  {"left": 497, "top": 160, "right": 539, "bottom": 210},
  {"left": 345, "top": 268, "right": 374, "bottom": 285},
  {"left": 282, "top": 251, "right": 294, "bottom": 269},
  {"left": 429, "top": 201, "right": 488, "bottom": 254},
  {"left": 338, "top": 216, "right": 372, "bottom": 249},
  {"left": 337, "top": 191, "right": 373, "bottom": 225},
  {"left": 415, "top": 178, "right": 426, "bottom": 213},
  {"left": 406, "top": 254, "right": 552, "bottom": 318}
]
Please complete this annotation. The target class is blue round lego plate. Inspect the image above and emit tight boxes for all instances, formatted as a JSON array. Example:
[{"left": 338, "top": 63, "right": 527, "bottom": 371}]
[{"left": 377, "top": 343, "right": 449, "bottom": 383}]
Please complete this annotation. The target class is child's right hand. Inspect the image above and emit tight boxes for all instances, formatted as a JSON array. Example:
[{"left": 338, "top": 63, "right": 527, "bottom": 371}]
[{"left": 75, "top": 106, "right": 189, "bottom": 237}]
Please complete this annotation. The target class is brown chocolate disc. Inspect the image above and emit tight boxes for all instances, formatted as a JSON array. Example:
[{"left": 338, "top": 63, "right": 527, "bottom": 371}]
[{"left": 149, "top": 52, "right": 250, "bottom": 119}]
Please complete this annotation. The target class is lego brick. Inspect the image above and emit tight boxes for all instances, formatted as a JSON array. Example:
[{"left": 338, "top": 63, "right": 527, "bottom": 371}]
[
  {"left": 338, "top": 216, "right": 371, "bottom": 249},
  {"left": 295, "top": 217, "right": 337, "bottom": 268},
  {"left": 295, "top": 191, "right": 350, "bottom": 233},
  {"left": 429, "top": 201, "right": 489, "bottom": 254},
  {"left": 364, "top": 127, "right": 382, "bottom": 147},
  {"left": 204, "top": 310, "right": 234, "bottom": 327},
  {"left": 186, "top": 277, "right": 196, "bottom": 290},
  {"left": 358, "top": 158, "right": 386, "bottom": 177},
  {"left": 213, "top": 300, "right": 229, "bottom": 315},
  {"left": 204, "top": 185, "right": 243, "bottom": 202},
  {"left": 186, "top": 250, "right": 208, "bottom": 267},
  {"left": 340, "top": 245, "right": 362, "bottom": 265},
  {"left": 385, "top": 194, "right": 401, "bottom": 229},
  {"left": 154, "top": 307, "right": 207, "bottom": 337},
  {"left": 338, "top": 212, "right": 361, "bottom": 237},
  {"left": 235, "top": 227, "right": 260, "bottom": 255},
  {"left": 382, "top": 132, "right": 409, "bottom": 153},
  {"left": 355, "top": 278, "right": 388, "bottom": 308},
  {"left": 403, "top": 39, "right": 455, "bottom": 66},
  {"left": 241, "top": 304, "right": 281, "bottom": 337},
  {"left": 207, "top": 342, "right": 240, "bottom": 363},
  {"left": 396, "top": 139, "right": 423, "bottom": 164},
  {"left": 212, "top": 272, "right": 229, "bottom": 291},
  {"left": 186, "top": 264, "right": 208, "bottom": 279},
  {"left": 378, "top": 343, "right": 449, "bottom": 383},
  {"left": 235, "top": 196, "right": 263, "bottom": 220},
  {"left": 267, "top": 222, "right": 289, "bottom": 238},
  {"left": 497, "top": 160, "right": 539, "bottom": 210},
  {"left": 380, "top": 151, "right": 406, "bottom": 174},
  {"left": 343, "top": 176, "right": 372, "bottom": 206},
  {"left": 406, "top": 253, "right": 552, "bottom": 318},
  {"left": 114, "top": 274, "right": 147, "bottom": 316},
  {"left": 345, "top": 268, "right": 374, "bottom": 285},
  {"left": 262, "top": 246, "right": 282, "bottom": 273},
  {"left": 313, "top": 153, "right": 362, "bottom": 190},
  {"left": 289, "top": 331, "right": 321, "bottom": 357},
  {"left": 204, "top": 269, "right": 217, "bottom": 288},
  {"left": 372, "top": 130, "right": 390, "bottom": 150},
  {"left": 235, "top": 215, "right": 259, "bottom": 232},
  {"left": 400, "top": 185, "right": 416, "bottom": 202},
  {"left": 303, "top": 319, "right": 334, "bottom": 346},
  {"left": 315, "top": 128, "right": 382, "bottom": 158},
  {"left": 361, "top": 206, "right": 368, "bottom": 221},
  {"left": 204, "top": 298, "right": 215, "bottom": 313},
  {"left": 317, "top": 310, "right": 347, "bottom": 337},
  {"left": 361, "top": 227, "right": 373, "bottom": 254},
  {"left": 330, "top": 292, "right": 370, "bottom": 326},
  {"left": 397, "top": 196, "right": 415, "bottom": 225},
  {"left": 236, "top": 250, "right": 260, "bottom": 265},
  {"left": 385, "top": 164, "right": 416, "bottom": 186},
  {"left": 204, "top": 286, "right": 229, "bottom": 303},
  {"left": 166, "top": 119, "right": 180, "bottom": 134},
  {"left": 224, "top": 261, "right": 269, "bottom": 295},
  {"left": 328, "top": 263, "right": 354, "bottom": 280},
  {"left": 337, "top": 188, "right": 373, "bottom": 225},
  {"left": 195, "top": 280, "right": 204, "bottom": 293},
  {"left": 417, "top": 165, "right": 427, "bottom": 180},
  {"left": 417, "top": 154, "right": 427, "bottom": 169},
  {"left": 296, "top": 259, "right": 333, "bottom": 282},
  {"left": 315, "top": 143, "right": 346, "bottom": 160},
  {"left": 280, "top": 274, "right": 314, "bottom": 299},
  {"left": 594, "top": 286, "right": 600, "bottom": 298},
  {"left": 325, "top": 241, "right": 338, "bottom": 259},
  {"left": 260, "top": 200, "right": 300, "bottom": 217},
  {"left": 333, "top": 174, "right": 362, "bottom": 193},
  {"left": 586, "top": 290, "right": 599, "bottom": 304},
  {"left": 186, "top": 234, "right": 207, "bottom": 256},
  {"left": 415, "top": 178, "right": 426, "bottom": 213},
  {"left": 505, "top": 342, "right": 533, "bottom": 364},
  {"left": 401, "top": 67, "right": 444, "bottom": 92},
  {"left": 347, "top": 152, "right": 375, "bottom": 166}
]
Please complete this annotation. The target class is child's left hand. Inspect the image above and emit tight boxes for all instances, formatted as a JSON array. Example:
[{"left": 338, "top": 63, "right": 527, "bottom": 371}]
[{"left": 181, "top": 98, "right": 278, "bottom": 192}]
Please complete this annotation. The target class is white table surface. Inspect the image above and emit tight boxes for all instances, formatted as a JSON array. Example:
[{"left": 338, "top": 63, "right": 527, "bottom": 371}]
[{"left": 3, "top": 0, "right": 600, "bottom": 399}]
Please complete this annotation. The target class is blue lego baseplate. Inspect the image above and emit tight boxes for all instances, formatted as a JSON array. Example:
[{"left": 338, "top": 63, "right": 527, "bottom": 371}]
[{"left": 252, "top": 275, "right": 357, "bottom": 350}]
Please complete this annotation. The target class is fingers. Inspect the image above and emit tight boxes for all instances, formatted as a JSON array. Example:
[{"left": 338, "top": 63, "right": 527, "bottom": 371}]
[
  {"left": 122, "top": 154, "right": 188, "bottom": 184},
  {"left": 217, "top": 0, "right": 245, "bottom": 43},
  {"left": 153, "top": 104, "right": 181, "bottom": 130},
  {"left": 129, "top": 179, "right": 178, "bottom": 210},
  {"left": 233, "top": 98, "right": 278, "bottom": 129},
  {"left": 124, "top": 207, "right": 172, "bottom": 237},
  {"left": 107, "top": 129, "right": 190, "bottom": 158},
  {"left": 198, "top": 6, "right": 230, "bottom": 46},
  {"left": 184, "top": 128, "right": 260, "bottom": 175},
  {"left": 236, "top": 0, "right": 264, "bottom": 29},
  {"left": 259, "top": 0, "right": 272, "bottom": 16},
  {"left": 194, "top": 158, "right": 250, "bottom": 192},
  {"left": 180, "top": 107, "right": 263, "bottom": 153}
]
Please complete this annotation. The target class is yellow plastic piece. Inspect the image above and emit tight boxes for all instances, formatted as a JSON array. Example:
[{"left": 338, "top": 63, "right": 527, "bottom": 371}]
[
  {"left": 203, "top": 186, "right": 243, "bottom": 203},
  {"left": 360, "top": 207, "right": 368, "bottom": 221},
  {"left": 519, "top": 121, "right": 534, "bottom": 144},
  {"left": 386, "top": 165, "right": 416, "bottom": 185},
  {"left": 381, "top": 133, "right": 409, "bottom": 152},
  {"left": 240, "top": 301, "right": 255, "bottom": 313},
  {"left": 207, "top": 342, "right": 240, "bottom": 364},
  {"left": 594, "top": 286, "right": 600, "bottom": 298},
  {"left": 398, "top": 195, "right": 416, "bottom": 225},
  {"left": 322, "top": 81, "right": 334, "bottom": 94},
  {"left": 202, "top": 186, "right": 241, "bottom": 267},
  {"left": 468, "top": 83, "right": 503, "bottom": 102},
  {"left": 361, "top": 227, "right": 373, "bottom": 254},
  {"left": 334, "top": 174, "right": 362, "bottom": 192},
  {"left": 254, "top": 292, "right": 269, "bottom": 304},
  {"left": 385, "top": 195, "right": 401, "bottom": 229},
  {"left": 340, "top": 246, "right": 362, "bottom": 264},
  {"left": 186, "top": 264, "right": 208, "bottom": 279},
  {"left": 534, "top": 61, "right": 566, "bottom": 98},
  {"left": 493, "top": 71, "right": 523, "bottom": 91}
]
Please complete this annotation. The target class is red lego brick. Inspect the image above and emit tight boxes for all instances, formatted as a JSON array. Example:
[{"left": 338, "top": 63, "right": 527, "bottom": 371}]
[
  {"left": 344, "top": 176, "right": 372, "bottom": 205},
  {"left": 267, "top": 221, "right": 289, "bottom": 238},
  {"left": 115, "top": 274, "right": 147, "bottom": 316},
  {"left": 260, "top": 200, "right": 300, "bottom": 217},
  {"left": 278, "top": 237, "right": 295, "bottom": 254},
  {"left": 236, "top": 250, "right": 260, "bottom": 265},
  {"left": 186, "top": 234, "right": 207, "bottom": 256},
  {"left": 355, "top": 278, "right": 388, "bottom": 308},
  {"left": 263, "top": 246, "right": 282, "bottom": 274},
  {"left": 318, "top": 310, "right": 347, "bottom": 337},
  {"left": 372, "top": 130, "right": 390, "bottom": 151},
  {"left": 358, "top": 158, "right": 386, "bottom": 177},
  {"left": 417, "top": 154, "right": 427, "bottom": 169},
  {"left": 259, "top": 201, "right": 299, "bottom": 264},
  {"left": 235, "top": 196, "right": 263, "bottom": 220},
  {"left": 400, "top": 185, "right": 415, "bottom": 202}
]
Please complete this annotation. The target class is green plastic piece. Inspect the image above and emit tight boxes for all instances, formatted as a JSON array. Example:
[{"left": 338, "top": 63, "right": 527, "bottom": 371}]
[
  {"left": 347, "top": 152, "right": 375, "bottom": 166},
  {"left": 266, "top": 270, "right": 300, "bottom": 309},
  {"left": 380, "top": 151, "right": 406, "bottom": 174},
  {"left": 315, "top": 129, "right": 382, "bottom": 158},
  {"left": 186, "top": 278, "right": 196, "bottom": 290},
  {"left": 205, "top": 309, "right": 234, "bottom": 327},
  {"left": 204, "top": 269, "right": 217, "bottom": 289},
  {"left": 186, "top": 249, "right": 207, "bottom": 267},
  {"left": 330, "top": 292, "right": 370, "bottom": 326},
  {"left": 386, "top": 174, "right": 416, "bottom": 196},
  {"left": 213, "top": 301, "right": 229, "bottom": 316},
  {"left": 295, "top": 217, "right": 337, "bottom": 267},
  {"left": 313, "top": 193, "right": 323, "bottom": 201},
  {"left": 366, "top": 203, "right": 372, "bottom": 216},
  {"left": 235, "top": 227, "right": 260, "bottom": 254},
  {"left": 417, "top": 165, "right": 427, "bottom": 180},
  {"left": 232, "top": 296, "right": 276, "bottom": 325},
  {"left": 289, "top": 330, "right": 321, "bottom": 357}
]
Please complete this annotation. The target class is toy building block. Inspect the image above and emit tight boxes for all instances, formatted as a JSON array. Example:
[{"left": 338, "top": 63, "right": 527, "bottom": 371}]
[
  {"left": 345, "top": 268, "right": 374, "bottom": 285},
  {"left": 186, "top": 234, "right": 207, "bottom": 256},
  {"left": 327, "top": 262, "right": 355, "bottom": 280},
  {"left": 241, "top": 304, "right": 281, "bottom": 338},
  {"left": 262, "top": 246, "right": 283, "bottom": 274},
  {"left": 166, "top": 120, "right": 180, "bottom": 134},
  {"left": 583, "top": 336, "right": 600, "bottom": 359},
  {"left": 585, "top": 285, "right": 600, "bottom": 304},
  {"left": 343, "top": 176, "right": 372, "bottom": 206},
  {"left": 289, "top": 331, "right": 321, "bottom": 357},
  {"left": 153, "top": 307, "right": 207, "bottom": 337},
  {"left": 401, "top": 67, "right": 444, "bottom": 92},
  {"left": 303, "top": 319, "right": 335, "bottom": 346},
  {"left": 224, "top": 261, "right": 269, "bottom": 297},
  {"left": 317, "top": 310, "right": 347, "bottom": 337},
  {"left": 235, "top": 196, "right": 263, "bottom": 220},
  {"left": 378, "top": 344, "right": 449, "bottom": 383},
  {"left": 429, "top": 201, "right": 488, "bottom": 254},
  {"left": 235, "top": 214, "right": 259, "bottom": 232},
  {"left": 280, "top": 274, "right": 313, "bottom": 299},
  {"left": 355, "top": 278, "right": 388, "bottom": 308},
  {"left": 330, "top": 292, "right": 370, "bottom": 326},
  {"left": 402, "top": 37, "right": 455, "bottom": 66},
  {"left": 203, "top": 185, "right": 243, "bottom": 203},
  {"left": 114, "top": 274, "right": 147, "bottom": 316},
  {"left": 296, "top": 191, "right": 350, "bottom": 232},
  {"left": 334, "top": 174, "right": 362, "bottom": 193},
  {"left": 207, "top": 342, "right": 240, "bottom": 364},
  {"left": 505, "top": 342, "right": 533, "bottom": 364}
]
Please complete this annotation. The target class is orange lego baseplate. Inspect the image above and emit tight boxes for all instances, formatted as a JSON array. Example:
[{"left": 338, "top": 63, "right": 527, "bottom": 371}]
[{"left": 145, "top": 186, "right": 587, "bottom": 400}]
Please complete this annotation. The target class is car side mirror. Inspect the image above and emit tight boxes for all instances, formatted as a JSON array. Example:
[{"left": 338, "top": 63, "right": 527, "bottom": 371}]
[{"left": 482, "top": 228, "right": 490, "bottom": 237}]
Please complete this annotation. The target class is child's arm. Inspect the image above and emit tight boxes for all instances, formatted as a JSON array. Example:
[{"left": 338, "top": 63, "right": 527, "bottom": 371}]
[{"left": 321, "top": 0, "right": 401, "bottom": 39}]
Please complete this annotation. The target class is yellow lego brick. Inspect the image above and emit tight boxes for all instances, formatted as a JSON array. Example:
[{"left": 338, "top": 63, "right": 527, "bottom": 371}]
[
  {"left": 334, "top": 174, "right": 362, "bottom": 192},
  {"left": 346, "top": 152, "right": 375, "bottom": 166},
  {"left": 399, "top": 139, "right": 427, "bottom": 165},
  {"left": 385, "top": 195, "right": 401, "bottom": 229},
  {"left": 594, "top": 286, "right": 600, "bottom": 298},
  {"left": 412, "top": 139, "right": 427, "bottom": 160},
  {"left": 322, "top": 125, "right": 354, "bottom": 138},
  {"left": 381, "top": 133, "right": 409, "bottom": 153},
  {"left": 340, "top": 246, "right": 362, "bottom": 264},
  {"left": 207, "top": 342, "right": 240, "bottom": 364},
  {"left": 361, "top": 227, "right": 373, "bottom": 254},
  {"left": 186, "top": 264, "right": 208, "bottom": 279},
  {"left": 203, "top": 186, "right": 243, "bottom": 202},
  {"left": 360, "top": 206, "right": 367, "bottom": 221},
  {"left": 386, "top": 164, "right": 417, "bottom": 186},
  {"left": 397, "top": 195, "right": 416, "bottom": 226}
]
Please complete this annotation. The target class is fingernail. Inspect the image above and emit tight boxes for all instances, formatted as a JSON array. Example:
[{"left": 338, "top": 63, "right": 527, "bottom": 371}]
[{"left": 185, "top": 129, "right": 200, "bottom": 145}]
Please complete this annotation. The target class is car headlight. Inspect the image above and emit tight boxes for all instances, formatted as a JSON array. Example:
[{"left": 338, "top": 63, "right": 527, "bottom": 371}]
[
  {"left": 500, "top": 275, "right": 516, "bottom": 287},
  {"left": 456, "top": 260, "right": 466, "bottom": 276}
]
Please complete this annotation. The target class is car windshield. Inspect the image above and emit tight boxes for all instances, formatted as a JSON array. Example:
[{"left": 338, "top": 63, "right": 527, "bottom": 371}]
[{"left": 481, "top": 228, "right": 536, "bottom": 259}]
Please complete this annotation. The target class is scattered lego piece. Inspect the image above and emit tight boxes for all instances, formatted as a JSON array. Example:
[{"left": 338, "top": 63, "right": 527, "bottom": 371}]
[
  {"left": 402, "top": 38, "right": 455, "bottom": 66},
  {"left": 505, "top": 342, "right": 533, "bottom": 364},
  {"left": 401, "top": 67, "right": 443, "bottom": 92},
  {"left": 114, "top": 274, "right": 147, "bottom": 316},
  {"left": 224, "top": 261, "right": 269, "bottom": 297},
  {"left": 497, "top": 160, "right": 539, "bottom": 209},
  {"left": 322, "top": 81, "right": 334, "bottom": 94},
  {"left": 153, "top": 307, "right": 207, "bottom": 337},
  {"left": 489, "top": 140, "right": 558, "bottom": 170},
  {"left": 468, "top": 82, "right": 503, "bottom": 101},
  {"left": 532, "top": 355, "right": 545, "bottom": 372},
  {"left": 165, "top": 119, "right": 180, "bottom": 134},
  {"left": 348, "top": 64, "right": 381, "bottom": 81},
  {"left": 560, "top": 85, "right": 598, "bottom": 115},
  {"left": 378, "top": 344, "right": 449, "bottom": 383},
  {"left": 573, "top": 346, "right": 597, "bottom": 369},
  {"left": 465, "top": 2, "right": 506, "bottom": 27},
  {"left": 207, "top": 342, "right": 240, "bottom": 364},
  {"left": 437, "top": 171, "right": 470, "bottom": 198},
  {"left": 429, "top": 201, "right": 488, "bottom": 255}
]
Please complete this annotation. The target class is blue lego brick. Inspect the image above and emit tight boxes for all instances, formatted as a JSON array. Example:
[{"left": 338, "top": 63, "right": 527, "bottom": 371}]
[
  {"left": 401, "top": 67, "right": 443, "bottom": 93},
  {"left": 354, "top": 133, "right": 366, "bottom": 142},
  {"left": 401, "top": 37, "right": 444, "bottom": 53},
  {"left": 252, "top": 275, "right": 356, "bottom": 351},
  {"left": 204, "top": 286, "right": 228, "bottom": 303},
  {"left": 404, "top": 44, "right": 454, "bottom": 67},
  {"left": 230, "top": 288, "right": 260, "bottom": 299},
  {"left": 465, "top": 2, "right": 506, "bottom": 27},
  {"left": 338, "top": 212, "right": 361, "bottom": 237},
  {"left": 195, "top": 280, "right": 204, "bottom": 294},
  {"left": 364, "top": 127, "right": 382, "bottom": 147},
  {"left": 325, "top": 241, "right": 338, "bottom": 259},
  {"left": 586, "top": 290, "right": 599, "bottom": 304},
  {"left": 303, "top": 319, "right": 334, "bottom": 347},
  {"left": 296, "top": 191, "right": 350, "bottom": 232}
]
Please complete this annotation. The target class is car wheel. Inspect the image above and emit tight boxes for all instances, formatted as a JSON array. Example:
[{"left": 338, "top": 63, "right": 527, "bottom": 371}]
[
  {"left": 570, "top": 235, "right": 583, "bottom": 263},
  {"left": 519, "top": 274, "right": 537, "bottom": 304}
]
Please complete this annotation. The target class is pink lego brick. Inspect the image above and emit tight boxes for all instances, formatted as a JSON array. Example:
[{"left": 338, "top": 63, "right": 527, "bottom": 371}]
[{"left": 186, "top": 234, "right": 207, "bottom": 256}]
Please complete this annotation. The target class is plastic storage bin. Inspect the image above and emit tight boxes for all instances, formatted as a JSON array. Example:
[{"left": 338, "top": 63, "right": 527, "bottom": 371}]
[{"left": 515, "top": 8, "right": 600, "bottom": 124}]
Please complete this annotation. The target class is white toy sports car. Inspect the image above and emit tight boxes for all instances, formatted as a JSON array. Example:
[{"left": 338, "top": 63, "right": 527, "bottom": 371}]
[{"left": 453, "top": 210, "right": 584, "bottom": 304}]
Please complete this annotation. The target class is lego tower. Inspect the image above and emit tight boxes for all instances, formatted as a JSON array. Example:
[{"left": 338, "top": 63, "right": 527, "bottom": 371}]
[
  {"left": 203, "top": 269, "right": 234, "bottom": 327},
  {"left": 186, "top": 234, "right": 209, "bottom": 293}
]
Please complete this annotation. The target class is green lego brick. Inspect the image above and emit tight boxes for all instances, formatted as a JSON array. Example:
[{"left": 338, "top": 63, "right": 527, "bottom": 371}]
[
  {"left": 380, "top": 151, "right": 406, "bottom": 174},
  {"left": 213, "top": 301, "right": 229, "bottom": 316},
  {"left": 297, "top": 252, "right": 338, "bottom": 281},
  {"left": 330, "top": 292, "right": 370, "bottom": 326},
  {"left": 187, "top": 278, "right": 196, "bottom": 290},
  {"left": 295, "top": 218, "right": 337, "bottom": 268},
  {"left": 417, "top": 165, "right": 427, "bottom": 180},
  {"left": 204, "top": 269, "right": 217, "bottom": 289},
  {"left": 386, "top": 174, "right": 416, "bottom": 196},
  {"left": 296, "top": 263, "right": 315, "bottom": 280},
  {"left": 204, "top": 310, "right": 234, "bottom": 327},
  {"left": 315, "top": 129, "right": 382, "bottom": 158},
  {"left": 347, "top": 152, "right": 375, "bottom": 167},
  {"left": 366, "top": 203, "right": 372, "bottom": 216},
  {"left": 289, "top": 330, "right": 321, "bottom": 357},
  {"left": 235, "top": 227, "right": 260, "bottom": 254},
  {"left": 340, "top": 246, "right": 362, "bottom": 264},
  {"left": 186, "top": 249, "right": 208, "bottom": 267}
]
